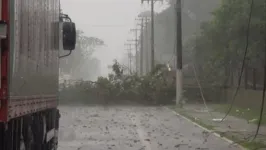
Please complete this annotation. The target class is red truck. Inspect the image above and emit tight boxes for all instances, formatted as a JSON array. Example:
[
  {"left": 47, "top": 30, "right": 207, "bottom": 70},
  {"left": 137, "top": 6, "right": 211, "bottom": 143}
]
[{"left": 0, "top": 0, "right": 76, "bottom": 150}]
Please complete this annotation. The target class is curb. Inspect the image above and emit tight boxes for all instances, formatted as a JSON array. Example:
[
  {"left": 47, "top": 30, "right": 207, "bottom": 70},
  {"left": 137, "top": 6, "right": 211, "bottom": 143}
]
[{"left": 164, "top": 107, "right": 247, "bottom": 150}]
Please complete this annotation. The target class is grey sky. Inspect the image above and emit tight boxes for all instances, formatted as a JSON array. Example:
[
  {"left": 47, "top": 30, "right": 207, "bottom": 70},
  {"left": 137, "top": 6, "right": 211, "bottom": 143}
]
[
  {"left": 61, "top": 0, "right": 142, "bottom": 77},
  {"left": 61, "top": 0, "right": 168, "bottom": 77}
]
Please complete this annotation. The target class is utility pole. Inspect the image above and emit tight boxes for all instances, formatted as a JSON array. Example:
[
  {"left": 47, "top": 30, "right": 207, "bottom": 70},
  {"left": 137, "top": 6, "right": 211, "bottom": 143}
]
[
  {"left": 137, "top": 15, "right": 150, "bottom": 74},
  {"left": 140, "top": 18, "right": 144, "bottom": 76},
  {"left": 150, "top": 0, "right": 155, "bottom": 70},
  {"left": 141, "top": 0, "right": 162, "bottom": 71},
  {"left": 124, "top": 43, "right": 134, "bottom": 74},
  {"left": 129, "top": 28, "right": 141, "bottom": 74},
  {"left": 176, "top": 0, "right": 183, "bottom": 106},
  {"left": 144, "top": 17, "right": 150, "bottom": 74},
  {"left": 136, "top": 17, "right": 146, "bottom": 76}
]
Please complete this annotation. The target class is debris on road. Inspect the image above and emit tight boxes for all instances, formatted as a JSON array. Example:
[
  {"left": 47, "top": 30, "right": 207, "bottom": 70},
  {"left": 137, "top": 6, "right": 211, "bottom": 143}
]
[{"left": 58, "top": 106, "right": 242, "bottom": 150}]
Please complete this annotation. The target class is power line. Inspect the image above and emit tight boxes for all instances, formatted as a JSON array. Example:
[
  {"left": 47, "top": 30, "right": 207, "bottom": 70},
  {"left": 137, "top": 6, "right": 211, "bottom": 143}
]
[
  {"left": 141, "top": 0, "right": 162, "bottom": 70},
  {"left": 220, "top": 0, "right": 254, "bottom": 122},
  {"left": 228, "top": 133, "right": 266, "bottom": 148},
  {"left": 165, "top": 17, "right": 177, "bottom": 68},
  {"left": 192, "top": 63, "right": 215, "bottom": 118},
  {"left": 252, "top": 46, "right": 266, "bottom": 141},
  {"left": 252, "top": 2, "right": 266, "bottom": 139}
]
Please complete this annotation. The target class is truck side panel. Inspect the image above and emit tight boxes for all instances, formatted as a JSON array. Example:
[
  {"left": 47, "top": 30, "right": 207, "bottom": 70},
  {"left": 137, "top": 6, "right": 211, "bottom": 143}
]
[
  {"left": 0, "top": 0, "right": 9, "bottom": 122},
  {"left": 6, "top": 0, "right": 60, "bottom": 120}
]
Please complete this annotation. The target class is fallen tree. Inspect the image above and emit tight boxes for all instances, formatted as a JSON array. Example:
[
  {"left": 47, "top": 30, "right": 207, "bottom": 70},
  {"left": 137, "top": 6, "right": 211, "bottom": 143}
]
[{"left": 59, "top": 60, "right": 176, "bottom": 105}]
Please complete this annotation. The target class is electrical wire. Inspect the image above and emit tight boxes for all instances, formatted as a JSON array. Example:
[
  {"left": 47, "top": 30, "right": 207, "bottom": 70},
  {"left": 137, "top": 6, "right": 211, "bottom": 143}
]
[
  {"left": 163, "top": 4, "right": 178, "bottom": 68},
  {"left": 220, "top": 0, "right": 254, "bottom": 122},
  {"left": 251, "top": 8, "right": 266, "bottom": 140},
  {"left": 228, "top": 133, "right": 266, "bottom": 148},
  {"left": 164, "top": 35, "right": 176, "bottom": 67},
  {"left": 59, "top": 50, "right": 72, "bottom": 59},
  {"left": 192, "top": 63, "right": 215, "bottom": 118},
  {"left": 165, "top": 25, "right": 177, "bottom": 68}
]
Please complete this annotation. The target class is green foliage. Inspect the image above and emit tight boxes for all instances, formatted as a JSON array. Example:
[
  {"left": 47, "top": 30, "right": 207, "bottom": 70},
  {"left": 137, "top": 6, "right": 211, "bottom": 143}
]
[
  {"left": 60, "top": 60, "right": 176, "bottom": 105},
  {"left": 147, "top": 0, "right": 220, "bottom": 62},
  {"left": 184, "top": 0, "right": 265, "bottom": 85}
]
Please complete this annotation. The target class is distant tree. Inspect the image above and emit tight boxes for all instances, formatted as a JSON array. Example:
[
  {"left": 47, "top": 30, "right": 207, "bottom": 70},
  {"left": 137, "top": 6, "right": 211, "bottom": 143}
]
[
  {"left": 60, "top": 29, "right": 105, "bottom": 79},
  {"left": 187, "top": 0, "right": 265, "bottom": 85},
  {"left": 141, "top": 0, "right": 220, "bottom": 65}
]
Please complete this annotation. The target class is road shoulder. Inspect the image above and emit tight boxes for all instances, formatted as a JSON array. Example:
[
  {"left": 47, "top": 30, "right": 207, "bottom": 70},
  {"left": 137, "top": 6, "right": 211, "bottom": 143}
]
[{"left": 168, "top": 105, "right": 266, "bottom": 150}]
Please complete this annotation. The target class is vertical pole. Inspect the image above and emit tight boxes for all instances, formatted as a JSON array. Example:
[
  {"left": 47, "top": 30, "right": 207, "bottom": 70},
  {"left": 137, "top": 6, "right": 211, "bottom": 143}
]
[
  {"left": 176, "top": 0, "right": 183, "bottom": 106},
  {"left": 128, "top": 52, "right": 130, "bottom": 74},
  {"left": 151, "top": 0, "right": 155, "bottom": 70},
  {"left": 135, "top": 29, "right": 138, "bottom": 74},
  {"left": 145, "top": 17, "right": 149, "bottom": 74},
  {"left": 129, "top": 45, "right": 132, "bottom": 73},
  {"left": 140, "top": 18, "right": 144, "bottom": 76},
  {"left": 128, "top": 49, "right": 131, "bottom": 74}
]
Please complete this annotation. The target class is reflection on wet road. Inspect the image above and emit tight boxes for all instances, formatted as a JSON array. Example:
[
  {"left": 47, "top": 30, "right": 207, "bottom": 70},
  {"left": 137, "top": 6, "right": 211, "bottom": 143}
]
[{"left": 58, "top": 106, "right": 242, "bottom": 150}]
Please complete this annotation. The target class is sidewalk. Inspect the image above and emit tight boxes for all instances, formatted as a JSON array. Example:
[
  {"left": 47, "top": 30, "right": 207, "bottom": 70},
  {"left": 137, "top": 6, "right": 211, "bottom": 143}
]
[{"left": 170, "top": 104, "right": 266, "bottom": 150}]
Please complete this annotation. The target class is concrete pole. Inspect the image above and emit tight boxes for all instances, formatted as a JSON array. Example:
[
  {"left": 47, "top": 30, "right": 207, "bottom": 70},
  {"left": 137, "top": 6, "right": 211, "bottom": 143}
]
[
  {"left": 176, "top": 0, "right": 183, "bottom": 106},
  {"left": 135, "top": 29, "right": 138, "bottom": 74},
  {"left": 125, "top": 43, "right": 133, "bottom": 73},
  {"left": 140, "top": 18, "right": 144, "bottom": 76},
  {"left": 129, "top": 29, "right": 140, "bottom": 74},
  {"left": 129, "top": 45, "right": 132, "bottom": 73},
  {"left": 150, "top": 0, "right": 155, "bottom": 70},
  {"left": 145, "top": 17, "right": 150, "bottom": 74}
]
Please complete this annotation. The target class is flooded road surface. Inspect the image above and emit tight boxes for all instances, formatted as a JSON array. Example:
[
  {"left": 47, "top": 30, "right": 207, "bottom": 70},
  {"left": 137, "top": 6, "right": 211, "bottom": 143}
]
[{"left": 58, "top": 106, "right": 242, "bottom": 150}]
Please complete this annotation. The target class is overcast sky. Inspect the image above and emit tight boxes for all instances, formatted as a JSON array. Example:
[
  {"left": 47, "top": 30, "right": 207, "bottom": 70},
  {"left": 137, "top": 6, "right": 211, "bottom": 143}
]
[
  {"left": 61, "top": 0, "right": 141, "bottom": 77},
  {"left": 61, "top": 0, "right": 167, "bottom": 77}
]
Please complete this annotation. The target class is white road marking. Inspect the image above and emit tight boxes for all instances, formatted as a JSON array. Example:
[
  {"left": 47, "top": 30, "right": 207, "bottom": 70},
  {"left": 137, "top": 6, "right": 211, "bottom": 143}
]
[{"left": 164, "top": 107, "right": 247, "bottom": 150}]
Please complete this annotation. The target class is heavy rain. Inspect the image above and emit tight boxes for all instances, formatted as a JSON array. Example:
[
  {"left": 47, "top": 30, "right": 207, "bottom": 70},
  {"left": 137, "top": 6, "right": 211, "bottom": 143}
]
[{"left": 58, "top": 0, "right": 266, "bottom": 150}]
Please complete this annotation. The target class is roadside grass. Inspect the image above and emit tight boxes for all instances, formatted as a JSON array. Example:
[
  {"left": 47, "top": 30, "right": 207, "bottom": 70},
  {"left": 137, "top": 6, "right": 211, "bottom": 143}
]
[
  {"left": 169, "top": 106, "right": 266, "bottom": 150},
  {"left": 216, "top": 131, "right": 266, "bottom": 150},
  {"left": 210, "top": 104, "right": 266, "bottom": 125},
  {"left": 172, "top": 107, "right": 216, "bottom": 130}
]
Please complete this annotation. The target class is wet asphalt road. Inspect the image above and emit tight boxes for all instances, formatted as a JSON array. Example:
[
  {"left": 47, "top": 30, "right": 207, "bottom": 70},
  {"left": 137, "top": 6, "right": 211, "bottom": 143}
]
[{"left": 58, "top": 106, "right": 242, "bottom": 150}]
